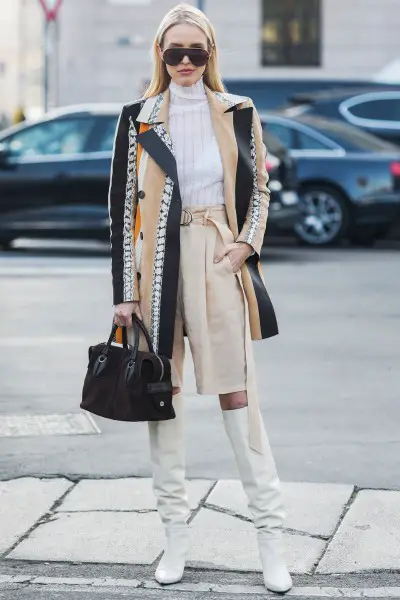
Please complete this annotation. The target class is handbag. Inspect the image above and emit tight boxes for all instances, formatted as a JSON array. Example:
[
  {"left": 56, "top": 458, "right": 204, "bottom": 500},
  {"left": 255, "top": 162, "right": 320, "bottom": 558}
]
[{"left": 80, "top": 314, "right": 175, "bottom": 422}]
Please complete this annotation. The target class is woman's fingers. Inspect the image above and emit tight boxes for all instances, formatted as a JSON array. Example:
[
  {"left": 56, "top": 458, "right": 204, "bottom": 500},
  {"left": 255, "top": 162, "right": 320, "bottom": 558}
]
[
  {"left": 213, "top": 243, "right": 233, "bottom": 263},
  {"left": 114, "top": 301, "right": 141, "bottom": 328}
]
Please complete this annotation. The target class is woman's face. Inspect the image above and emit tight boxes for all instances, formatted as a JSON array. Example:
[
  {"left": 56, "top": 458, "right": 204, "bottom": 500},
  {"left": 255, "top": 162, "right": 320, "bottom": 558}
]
[{"left": 159, "top": 23, "right": 209, "bottom": 87}]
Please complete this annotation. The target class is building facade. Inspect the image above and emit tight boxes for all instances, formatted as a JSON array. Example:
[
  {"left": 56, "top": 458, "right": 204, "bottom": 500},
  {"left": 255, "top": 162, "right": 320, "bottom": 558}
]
[
  {"left": 0, "top": 0, "right": 43, "bottom": 123},
  {"left": 1, "top": 0, "right": 399, "bottom": 118}
]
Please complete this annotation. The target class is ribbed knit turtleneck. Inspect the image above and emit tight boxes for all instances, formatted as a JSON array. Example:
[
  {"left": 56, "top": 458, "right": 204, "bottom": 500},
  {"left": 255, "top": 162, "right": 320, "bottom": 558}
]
[{"left": 168, "top": 78, "right": 225, "bottom": 207}]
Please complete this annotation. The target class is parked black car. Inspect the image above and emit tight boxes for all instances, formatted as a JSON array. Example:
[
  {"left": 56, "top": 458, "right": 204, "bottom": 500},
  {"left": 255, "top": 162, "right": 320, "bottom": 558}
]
[
  {"left": 261, "top": 113, "right": 400, "bottom": 246},
  {"left": 224, "top": 79, "right": 400, "bottom": 112},
  {"left": 262, "top": 130, "right": 300, "bottom": 238},
  {"left": 286, "top": 89, "right": 400, "bottom": 146},
  {"left": 0, "top": 104, "right": 300, "bottom": 249}
]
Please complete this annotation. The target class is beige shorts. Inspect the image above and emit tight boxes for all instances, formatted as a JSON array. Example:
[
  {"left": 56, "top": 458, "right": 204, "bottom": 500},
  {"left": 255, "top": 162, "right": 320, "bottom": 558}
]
[{"left": 171, "top": 204, "right": 246, "bottom": 394}]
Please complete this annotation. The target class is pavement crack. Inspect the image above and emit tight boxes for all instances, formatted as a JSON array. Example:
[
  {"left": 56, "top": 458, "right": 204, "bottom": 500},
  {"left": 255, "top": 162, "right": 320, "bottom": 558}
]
[
  {"left": 204, "top": 502, "right": 253, "bottom": 523},
  {"left": 311, "top": 485, "right": 359, "bottom": 575},
  {"left": 1, "top": 479, "right": 78, "bottom": 559},
  {"left": 187, "top": 481, "right": 218, "bottom": 526}
]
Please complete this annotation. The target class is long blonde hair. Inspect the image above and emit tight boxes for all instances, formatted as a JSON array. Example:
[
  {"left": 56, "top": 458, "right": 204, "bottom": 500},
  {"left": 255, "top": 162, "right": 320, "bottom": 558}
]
[{"left": 143, "top": 3, "right": 226, "bottom": 98}]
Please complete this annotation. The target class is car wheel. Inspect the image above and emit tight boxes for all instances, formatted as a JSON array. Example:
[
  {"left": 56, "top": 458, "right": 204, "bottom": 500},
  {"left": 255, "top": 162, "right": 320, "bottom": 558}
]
[{"left": 295, "top": 186, "right": 349, "bottom": 246}]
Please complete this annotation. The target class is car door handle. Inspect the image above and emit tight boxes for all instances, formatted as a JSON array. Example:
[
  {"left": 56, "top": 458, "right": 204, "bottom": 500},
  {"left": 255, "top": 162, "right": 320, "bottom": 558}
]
[{"left": 54, "top": 172, "right": 70, "bottom": 180}]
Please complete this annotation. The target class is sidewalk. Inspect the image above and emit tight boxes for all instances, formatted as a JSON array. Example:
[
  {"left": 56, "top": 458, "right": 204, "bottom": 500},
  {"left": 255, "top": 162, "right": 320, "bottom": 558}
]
[{"left": 1, "top": 477, "right": 400, "bottom": 596}]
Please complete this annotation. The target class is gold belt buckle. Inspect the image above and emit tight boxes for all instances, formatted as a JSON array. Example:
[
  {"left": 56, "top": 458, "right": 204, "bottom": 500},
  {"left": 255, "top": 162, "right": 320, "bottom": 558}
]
[{"left": 180, "top": 208, "right": 193, "bottom": 226}]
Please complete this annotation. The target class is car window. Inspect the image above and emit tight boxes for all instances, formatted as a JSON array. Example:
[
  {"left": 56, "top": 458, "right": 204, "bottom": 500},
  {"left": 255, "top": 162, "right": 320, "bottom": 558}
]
[
  {"left": 94, "top": 117, "right": 119, "bottom": 152},
  {"left": 345, "top": 98, "right": 400, "bottom": 123},
  {"left": 4, "top": 118, "right": 94, "bottom": 158},
  {"left": 308, "top": 119, "right": 399, "bottom": 152},
  {"left": 263, "top": 122, "right": 294, "bottom": 149},
  {"left": 297, "top": 130, "right": 329, "bottom": 150}
]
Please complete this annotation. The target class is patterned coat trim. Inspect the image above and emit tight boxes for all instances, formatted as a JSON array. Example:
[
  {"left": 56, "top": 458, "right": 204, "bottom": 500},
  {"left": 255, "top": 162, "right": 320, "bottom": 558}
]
[
  {"left": 153, "top": 124, "right": 175, "bottom": 155},
  {"left": 122, "top": 117, "right": 138, "bottom": 301},
  {"left": 149, "top": 176, "right": 174, "bottom": 353},
  {"left": 241, "top": 123, "right": 262, "bottom": 248},
  {"left": 136, "top": 93, "right": 164, "bottom": 124},
  {"left": 148, "top": 94, "right": 164, "bottom": 124},
  {"left": 214, "top": 91, "right": 248, "bottom": 109}
]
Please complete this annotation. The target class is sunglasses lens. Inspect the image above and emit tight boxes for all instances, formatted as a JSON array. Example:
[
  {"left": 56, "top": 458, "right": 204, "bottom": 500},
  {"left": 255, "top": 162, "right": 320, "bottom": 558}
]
[
  {"left": 163, "top": 49, "right": 182, "bottom": 66},
  {"left": 189, "top": 49, "right": 209, "bottom": 66},
  {"left": 163, "top": 48, "right": 209, "bottom": 67}
]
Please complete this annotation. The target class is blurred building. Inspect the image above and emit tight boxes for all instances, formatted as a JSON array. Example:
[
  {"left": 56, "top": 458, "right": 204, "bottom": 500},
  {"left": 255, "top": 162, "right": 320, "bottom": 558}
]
[
  {"left": 0, "top": 0, "right": 399, "bottom": 118},
  {"left": 0, "top": 0, "right": 43, "bottom": 123}
]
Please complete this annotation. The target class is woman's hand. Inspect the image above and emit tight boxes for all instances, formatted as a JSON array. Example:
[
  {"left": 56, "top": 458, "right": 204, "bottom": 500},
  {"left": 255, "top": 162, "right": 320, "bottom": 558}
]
[
  {"left": 114, "top": 301, "right": 142, "bottom": 328},
  {"left": 214, "top": 242, "right": 253, "bottom": 273}
]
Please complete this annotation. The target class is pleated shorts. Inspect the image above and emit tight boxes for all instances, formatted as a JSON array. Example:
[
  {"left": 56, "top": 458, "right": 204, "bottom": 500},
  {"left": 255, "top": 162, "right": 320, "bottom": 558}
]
[{"left": 171, "top": 204, "right": 246, "bottom": 394}]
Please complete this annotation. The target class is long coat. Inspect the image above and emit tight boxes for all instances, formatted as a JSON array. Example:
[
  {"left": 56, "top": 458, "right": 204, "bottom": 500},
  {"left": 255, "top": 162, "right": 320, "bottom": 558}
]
[{"left": 108, "top": 85, "right": 278, "bottom": 359}]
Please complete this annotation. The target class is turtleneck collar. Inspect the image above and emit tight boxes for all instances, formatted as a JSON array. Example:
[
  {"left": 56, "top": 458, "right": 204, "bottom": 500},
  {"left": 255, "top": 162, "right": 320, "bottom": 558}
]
[{"left": 169, "top": 78, "right": 207, "bottom": 106}]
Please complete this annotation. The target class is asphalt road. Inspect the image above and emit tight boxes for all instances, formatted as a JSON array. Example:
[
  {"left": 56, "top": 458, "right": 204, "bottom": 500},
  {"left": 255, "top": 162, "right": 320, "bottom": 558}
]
[{"left": 0, "top": 239, "right": 399, "bottom": 489}]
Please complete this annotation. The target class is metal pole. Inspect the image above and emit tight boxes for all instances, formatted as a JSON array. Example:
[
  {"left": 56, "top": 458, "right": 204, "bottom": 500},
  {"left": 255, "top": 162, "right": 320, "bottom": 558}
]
[
  {"left": 197, "top": 0, "right": 204, "bottom": 11},
  {"left": 43, "top": 17, "right": 50, "bottom": 112},
  {"left": 54, "top": 15, "right": 59, "bottom": 107}
]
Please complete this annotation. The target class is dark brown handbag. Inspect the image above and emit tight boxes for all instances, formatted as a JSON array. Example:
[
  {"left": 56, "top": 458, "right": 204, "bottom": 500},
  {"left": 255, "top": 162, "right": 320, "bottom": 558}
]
[{"left": 80, "top": 314, "right": 175, "bottom": 422}]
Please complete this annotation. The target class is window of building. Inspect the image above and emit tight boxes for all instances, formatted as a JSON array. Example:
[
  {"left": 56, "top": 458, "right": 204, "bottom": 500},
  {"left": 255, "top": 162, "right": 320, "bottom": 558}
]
[{"left": 262, "top": 0, "right": 321, "bottom": 67}]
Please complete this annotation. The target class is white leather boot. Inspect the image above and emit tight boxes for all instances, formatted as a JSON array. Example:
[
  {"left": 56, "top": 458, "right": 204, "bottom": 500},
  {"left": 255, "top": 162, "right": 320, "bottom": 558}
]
[
  {"left": 148, "top": 392, "right": 190, "bottom": 585},
  {"left": 222, "top": 407, "right": 292, "bottom": 594}
]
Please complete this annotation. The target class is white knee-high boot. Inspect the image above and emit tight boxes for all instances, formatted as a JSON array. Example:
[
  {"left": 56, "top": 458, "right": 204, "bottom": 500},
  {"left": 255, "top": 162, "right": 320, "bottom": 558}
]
[
  {"left": 222, "top": 407, "right": 292, "bottom": 594},
  {"left": 148, "top": 392, "right": 190, "bottom": 585}
]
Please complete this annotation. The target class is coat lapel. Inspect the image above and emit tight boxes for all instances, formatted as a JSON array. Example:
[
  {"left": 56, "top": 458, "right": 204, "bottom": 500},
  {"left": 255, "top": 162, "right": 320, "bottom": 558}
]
[{"left": 136, "top": 89, "right": 179, "bottom": 187}]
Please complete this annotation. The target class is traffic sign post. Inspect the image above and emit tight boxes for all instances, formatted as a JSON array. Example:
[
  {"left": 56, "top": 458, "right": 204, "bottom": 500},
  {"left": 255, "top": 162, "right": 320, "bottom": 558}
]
[
  {"left": 38, "top": 0, "right": 63, "bottom": 22},
  {"left": 37, "top": 0, "right": 63, "bottom": 112}
]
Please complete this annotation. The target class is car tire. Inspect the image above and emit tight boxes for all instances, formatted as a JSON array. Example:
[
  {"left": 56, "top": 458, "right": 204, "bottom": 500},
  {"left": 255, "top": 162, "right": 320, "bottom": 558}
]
[{"left": 295, "top": 185, "right": 349, "bottom": 246}]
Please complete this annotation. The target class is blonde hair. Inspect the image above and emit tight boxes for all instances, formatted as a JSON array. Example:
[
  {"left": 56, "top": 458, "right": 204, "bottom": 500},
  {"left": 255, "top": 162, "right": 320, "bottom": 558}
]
[{"left": 143, "top": 3, "right": 226, "bottom": 98}]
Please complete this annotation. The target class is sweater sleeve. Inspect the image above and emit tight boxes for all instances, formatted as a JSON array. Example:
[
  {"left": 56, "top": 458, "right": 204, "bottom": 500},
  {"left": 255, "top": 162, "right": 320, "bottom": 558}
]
[{"left": 108, "top": 105, "right": 140, "bottom": 305}]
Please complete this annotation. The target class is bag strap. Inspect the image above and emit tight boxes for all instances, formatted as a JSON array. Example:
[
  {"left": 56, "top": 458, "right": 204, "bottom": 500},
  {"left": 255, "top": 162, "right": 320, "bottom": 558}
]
[{"left": 132, "top": 313, "right": 154, "bottom": 353}]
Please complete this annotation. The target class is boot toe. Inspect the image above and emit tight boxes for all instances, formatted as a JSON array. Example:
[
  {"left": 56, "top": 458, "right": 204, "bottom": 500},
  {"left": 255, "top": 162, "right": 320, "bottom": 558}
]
[
  {"left": 263, "top": 569, "right": 293, "bottom": 593},
  {"left": 155, "top": 566, "right": 184, "bottom": 585}
]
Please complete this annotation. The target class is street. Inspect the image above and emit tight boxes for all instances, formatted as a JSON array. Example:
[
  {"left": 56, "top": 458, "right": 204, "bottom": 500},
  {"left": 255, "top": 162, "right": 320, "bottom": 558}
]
[
  {"left": 0, "top": 239, "right": 400, "bottom": 600},
  {"left": 0, "top": 240, "right": 399, "bottom": 487}
]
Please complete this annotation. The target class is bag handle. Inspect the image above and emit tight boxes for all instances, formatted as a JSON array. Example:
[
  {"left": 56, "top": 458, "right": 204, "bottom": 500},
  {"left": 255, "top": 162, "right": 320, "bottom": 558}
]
[
  {"left": 131, "top": 313, "right": 154, "bottom": 353},
  {"left": 103, "top": 314, "right": 153, "bottom": 358},
  {"left": 124, "top": 315, "right": 155, "bottom": 384}
]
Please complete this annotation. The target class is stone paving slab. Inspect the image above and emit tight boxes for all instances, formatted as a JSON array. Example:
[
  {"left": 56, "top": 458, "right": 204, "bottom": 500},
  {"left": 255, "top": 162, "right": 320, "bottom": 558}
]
[
  {"left": 56, "top": 478, "right": 214, "bottom": 512},
  {"left": 0, "top": 478, "right": 72, "bottom": 554},
  {"left": 0, "top": 413, "right": 99, "bottom": 437},
  {"left": 7, "top": 512, "right": 164, "bottom": 564},
  {"left": 317, "top": 490, "right": 400, "bottom": 573},
  {"left": 187, "top": 507, "right": 326, "bottom": 574},
  {"left": 206, "top": 480, "right": 353, "bottom": 537}
]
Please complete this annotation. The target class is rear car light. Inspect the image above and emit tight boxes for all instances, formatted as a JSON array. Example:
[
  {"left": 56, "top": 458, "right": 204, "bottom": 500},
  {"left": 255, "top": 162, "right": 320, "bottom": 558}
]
[
  {"left": 265, "top": 154, "right": 280, "bottom": 173},
  {"left": 390, "top": 162, "right": 400, "bottom": 177}
]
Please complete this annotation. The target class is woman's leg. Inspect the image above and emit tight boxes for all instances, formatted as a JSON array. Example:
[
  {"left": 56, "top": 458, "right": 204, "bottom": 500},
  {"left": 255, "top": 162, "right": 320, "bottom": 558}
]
[
  {"left": 148, "top": 275, "right": 190, "bottom": 586},
  {"left": 220, "top": 391, "right": 292, "bottom": 594},
  {"left": 148, "top": 388, "right": 190, "bottom": 585}
]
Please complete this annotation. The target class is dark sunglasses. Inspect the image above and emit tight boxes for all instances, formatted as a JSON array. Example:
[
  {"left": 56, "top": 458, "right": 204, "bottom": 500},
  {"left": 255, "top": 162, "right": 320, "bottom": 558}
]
[{"left": 162, "top": 47, "right": 210, "bottom": 67}]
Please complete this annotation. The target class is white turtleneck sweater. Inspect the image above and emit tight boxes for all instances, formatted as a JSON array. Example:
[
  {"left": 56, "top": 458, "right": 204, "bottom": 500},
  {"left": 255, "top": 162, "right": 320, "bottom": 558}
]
[{"left": 168, "top": 78, "right": 225, "bottom": 207}]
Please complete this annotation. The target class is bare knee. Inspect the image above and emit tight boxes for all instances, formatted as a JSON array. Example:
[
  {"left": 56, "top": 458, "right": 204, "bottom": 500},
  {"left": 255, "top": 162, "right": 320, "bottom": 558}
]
[
  {"left": 219, "top": 390, "right": 248, "bottom": 410},
  {"left": 173, "top": 387, "right": 181, "bottom": 396}
]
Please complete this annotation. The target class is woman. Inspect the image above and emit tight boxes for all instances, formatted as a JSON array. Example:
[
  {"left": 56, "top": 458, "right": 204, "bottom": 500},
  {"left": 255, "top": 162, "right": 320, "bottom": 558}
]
[{"left": 109, "top": 3, "right": 292, "bottom": 594}]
